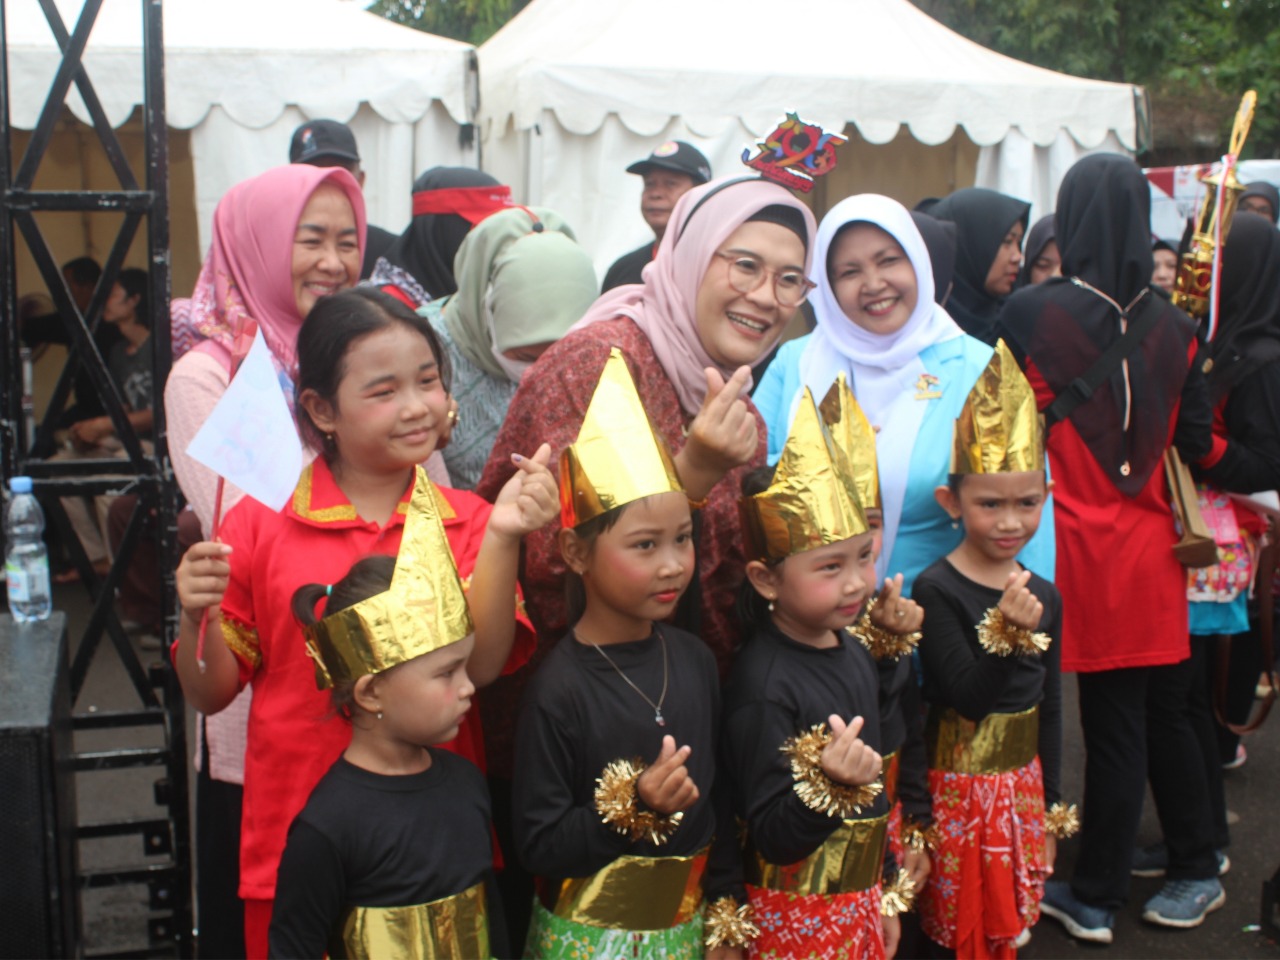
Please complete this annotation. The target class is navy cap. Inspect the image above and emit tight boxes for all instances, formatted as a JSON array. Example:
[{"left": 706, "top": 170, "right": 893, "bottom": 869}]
[
  {"left": 289, "top": 119, "right": 360, "bottom": 166},
  {"left": 626, "top": 140, "right": 711, "bottom": 185}
]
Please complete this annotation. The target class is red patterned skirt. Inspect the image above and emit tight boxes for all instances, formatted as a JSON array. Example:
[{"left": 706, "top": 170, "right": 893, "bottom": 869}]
[
  {"left": 747, "top": 883, "right": 885, "bottom": 960},
  {"left": 919, "top": 757, "right": 1047, "bottom": 959}
]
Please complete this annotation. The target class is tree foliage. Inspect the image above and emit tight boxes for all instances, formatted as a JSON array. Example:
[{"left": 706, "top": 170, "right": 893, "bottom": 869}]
[
  {"left": 368, "top": 0, "right": 529, "bottom": 45},
  {"left": 912, "top": 0, "right": 1280, "bottom": 161}
]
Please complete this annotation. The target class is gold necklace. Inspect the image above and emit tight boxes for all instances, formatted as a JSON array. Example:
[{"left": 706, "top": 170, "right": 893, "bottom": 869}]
[{"left": 579, "top": 628, "right": 670, "bottom": 727}]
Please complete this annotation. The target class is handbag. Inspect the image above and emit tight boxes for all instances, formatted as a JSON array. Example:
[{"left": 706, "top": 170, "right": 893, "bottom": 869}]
[{"left": 1164, "top": 448, "right": 1220, "bottom": 568}]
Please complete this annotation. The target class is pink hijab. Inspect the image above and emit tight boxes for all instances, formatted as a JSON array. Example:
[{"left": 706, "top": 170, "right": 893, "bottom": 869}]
[
  {"left": 574, "top": 175, "right": 816, "bottom": 415},
  {"left": 174, "top": 164, "right": 367, "bottom": 375}
]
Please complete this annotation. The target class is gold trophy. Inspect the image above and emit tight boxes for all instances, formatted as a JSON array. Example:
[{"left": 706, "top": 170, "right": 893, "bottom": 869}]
[{"left": 1172, "top": 90, "right": 1257, "bottom": 320}]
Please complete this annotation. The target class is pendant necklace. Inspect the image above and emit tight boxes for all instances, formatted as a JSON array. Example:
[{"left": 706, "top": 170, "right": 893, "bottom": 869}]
[{"left": 581, "top": 627, "right": 670, "bottom": 727}]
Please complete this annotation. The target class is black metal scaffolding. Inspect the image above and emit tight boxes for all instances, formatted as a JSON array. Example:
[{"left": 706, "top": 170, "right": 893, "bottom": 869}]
[{"left": 1, "top": 0, "right": 191, "bottom": 955}]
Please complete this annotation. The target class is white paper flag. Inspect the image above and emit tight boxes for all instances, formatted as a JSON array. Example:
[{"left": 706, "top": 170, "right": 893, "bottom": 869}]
[{"left": 186, "top": 329, "right": 304, "bottom": 511}]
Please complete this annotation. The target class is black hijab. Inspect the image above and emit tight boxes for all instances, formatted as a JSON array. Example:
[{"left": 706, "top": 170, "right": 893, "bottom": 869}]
[
  {"left": 920, "top": 187, "right": 1030, "bottom": 344},
  {"left": 1207, "top": 211, "right": 1280, "bottom": 400},
  {"left": 1017, "top": 214, "right": 1057, "bottom": 288},
  {"left": 381, "top": 166, "right": 504, "bottom": 299},
  {"left": 1000, "top": 153, "right": 1198, "bottom": 496},
  {"left": 910, "top": 210, "right": 957, "bottom": 306},
  {"left": 1240, "top": 182, "right": 1280, "bottom": 225}
]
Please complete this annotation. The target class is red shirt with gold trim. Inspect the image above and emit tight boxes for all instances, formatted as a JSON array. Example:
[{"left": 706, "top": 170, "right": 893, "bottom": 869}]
[{"left": 187, "top": 458, "right": 533, "bottom": 901}]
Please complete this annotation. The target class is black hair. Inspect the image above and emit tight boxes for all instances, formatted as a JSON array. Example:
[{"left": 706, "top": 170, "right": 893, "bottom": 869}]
[
  {"left": 291, "top": 554, "right": 396, "bottom": 719},
  {"left": 62, "top": 256, "right": 102, "bottom": 287},
  {"left": 116, "top": 268, "right": 150, "bottom": 329},
  {"left": 735, "top": 465, "right": 779, "bottom": 629},
  {"left": 562, "top": 503, "right": 631, "bottom": 626},
  {"left": 746, "top": 204, "right": 810, "bottom": 252},
  {"left": 294, "top": 287, "right": 452, "bottom": 455}
]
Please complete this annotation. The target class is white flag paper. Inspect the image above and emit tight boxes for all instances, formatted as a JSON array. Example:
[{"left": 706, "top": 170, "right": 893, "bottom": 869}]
[{"left": 186, "top": 329, "right": 304, "bottom": 512}]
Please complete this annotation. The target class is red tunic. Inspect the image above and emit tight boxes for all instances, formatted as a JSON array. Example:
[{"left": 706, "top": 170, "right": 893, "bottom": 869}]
[
  {"left": 1025, "top": 358, "right": 1189, "bottom": 671},
  {"left": 188, "top": 459, "right": 534, "bottom": 901},
  {"left": 475, "top": 317, "right": 766, "bottom": 775}
]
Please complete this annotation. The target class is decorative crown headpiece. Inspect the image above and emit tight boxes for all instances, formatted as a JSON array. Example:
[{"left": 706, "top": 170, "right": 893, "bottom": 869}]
[
  {"left": 818, "top": 373, "right": 880, "bottom": 513},
  {"left": 741, "top": 113, "right": 847, "bottom": 194},
  {"left": 740, "top": 387, "right": 868, "bottom": 563},
  {"left": 559, "top": 348, "right": 685, "bottom": 529},
  {"left": 302, "top": 473, "right": 474, "bottom": 689},
  {"left": 951, "top": 340, "right": 1045, "bottom": 475}
]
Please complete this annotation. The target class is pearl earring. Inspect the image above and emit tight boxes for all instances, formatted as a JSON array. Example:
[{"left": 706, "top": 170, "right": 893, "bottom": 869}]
[
  {"left": 767, "top": 598, "right": 775, "bottom": 611},
  {"left": 950, "top": 519, "right": 959, "bottom": 530},
  {"left": 376, "top": 711, "right": 383, "bottom": 720}
]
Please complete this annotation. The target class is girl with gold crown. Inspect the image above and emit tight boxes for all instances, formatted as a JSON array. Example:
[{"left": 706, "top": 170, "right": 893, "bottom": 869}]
[
  {"left": 269, "top": 491, "right": 496, "bottom": 958},
  {"left": 175, "top": 288, "right": 558, "bottom": 957},
  {"left": 913, "top": 342, "right": 1075, "bottom": 958},
  {"left": 513, "top": 350, "right": 746, "bottom": 959},
  {"left": 723, "top": 378, "right": 923, "bottom": 960}
]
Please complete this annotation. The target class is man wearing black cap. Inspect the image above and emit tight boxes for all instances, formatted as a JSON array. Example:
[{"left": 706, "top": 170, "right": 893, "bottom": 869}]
[
  {"left": 289, "top": 118, "right": 396, "bottom": 279},
  {"left": 601, "top": 140, "right": 712, "bottom": 292}
]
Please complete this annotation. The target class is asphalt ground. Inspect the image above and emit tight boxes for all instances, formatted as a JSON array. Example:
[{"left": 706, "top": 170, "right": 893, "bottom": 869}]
[{"left": 28, "top": 579, "right": 1280, "bottom": 957}]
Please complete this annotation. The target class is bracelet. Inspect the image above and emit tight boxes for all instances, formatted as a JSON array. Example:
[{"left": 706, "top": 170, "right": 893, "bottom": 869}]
[
  {"left": 781, "top": 723, "right": 883, "bottom": 818},
  {"left": 976, "top": 607, "right": 1051, "bottom": 657},
  {"left": 852, "top": 596, "right": 920, "bottom": 661},
  {"left": 901, "top": 816, "right": 941, "bottom": 855},
  {"left": 1044, "top": 801, "right": 1081, "bottom": 839},
  {"left": 880, "top": 868, "right": 918, "bottom": 917},
  {"left": 703, "top": 896, "right": 760, "bottom": 949},
  {"left": 593, "top": 757, "right": 684, "bottom": 845}
]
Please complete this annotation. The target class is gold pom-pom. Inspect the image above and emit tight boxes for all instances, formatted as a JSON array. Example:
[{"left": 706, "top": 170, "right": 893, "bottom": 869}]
[
  {"left": 853, "top": 597, "right": 920, "bottom": 660},
  {"left": 781, "top": 724, "right": 884, "bottom": 818},
  {"left": 1044, "top": 801, "right": 1080, "bottom": 839},
  {"left": 976, "top": 607, "right": 1051, "bottom": 657},
  {"left": 704, "top": 896, "right": 760, "bottom": 949},
  {"left": 593, "top": 757, "right": 684, "bottom": 845},
  {"left": 902, "top": 816, "right": 941, "bottom": 855},
  {"left": 880, "top": 868, "right": 917, "bottom": 917}
]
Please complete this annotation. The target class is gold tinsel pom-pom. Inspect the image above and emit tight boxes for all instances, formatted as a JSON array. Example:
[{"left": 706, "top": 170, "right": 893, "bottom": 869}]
[
  {"left": 704, "top": 897, "right": 760, "bottom": 949},
  {"left": 976, "top": 607, "right": 1052, "bottom": 657},
  {"left": 593, "top": 758, "right": 684, "bottom": 845},
  {"left": 880, "top": 869, "right": 918, "bottom": 917},
  {"left": 902, "top": 817, "right": 942, "bottom": 855},
  {"left": 853, "top": 597, "right": 920, "bottom": 661},
  {"left": 1044, "top": 802, "right": 1080, "bottom": 839},
  {"left": 781, "top": 724, "right": 884, "bottom": 818}
]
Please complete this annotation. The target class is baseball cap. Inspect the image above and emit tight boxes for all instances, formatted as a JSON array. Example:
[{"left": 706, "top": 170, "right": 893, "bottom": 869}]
[
  {"left": 289, "top": 119, "right": 360, "bottom": 166},
  {"left": 626, "top": 141, "right": 711, "bottom": 185}
]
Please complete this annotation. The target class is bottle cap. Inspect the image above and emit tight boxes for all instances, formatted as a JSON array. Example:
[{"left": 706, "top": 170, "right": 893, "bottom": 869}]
[{"left": 10, "top": 476, "right": 33, "bottom": 494}]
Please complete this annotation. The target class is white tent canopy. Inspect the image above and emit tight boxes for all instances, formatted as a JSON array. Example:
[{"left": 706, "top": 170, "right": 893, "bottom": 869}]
[
  {"left": 10, "top": 0, "right": 478, "bottom": 256},
  {"left": 479, "top": 0, "right": 1140, "bottom": 276}
]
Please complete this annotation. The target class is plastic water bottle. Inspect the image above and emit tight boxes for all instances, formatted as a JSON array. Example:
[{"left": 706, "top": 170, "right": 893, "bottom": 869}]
[{"left": 5, "top": 476, "right": 51, "bottom": 622}]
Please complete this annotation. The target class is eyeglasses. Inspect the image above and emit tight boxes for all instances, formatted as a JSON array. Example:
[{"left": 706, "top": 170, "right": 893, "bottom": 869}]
[{"left": 712, "top": 251, "right": 815, "bottom": 307}]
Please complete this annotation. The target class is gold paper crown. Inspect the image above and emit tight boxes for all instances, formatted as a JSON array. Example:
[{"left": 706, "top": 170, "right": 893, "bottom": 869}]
[
  {"left": 951, "top": 340, "right": 1045, "bottom": 475},
  {"left": 302, "top": 470, "right": 474, "bottom": 689},
  {"left": 560, "top": 348, "right": 684, "bottom": 529},
  {"left": 740, "top": 387, "right": 868, "bottom": 563},
  {"left": 818, "top": 373, "right": 880, "bottom": 513}
]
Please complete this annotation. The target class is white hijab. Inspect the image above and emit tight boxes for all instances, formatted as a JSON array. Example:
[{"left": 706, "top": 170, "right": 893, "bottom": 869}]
[{"left": 797, "top": 194, "right": 962, "bottom": 573}]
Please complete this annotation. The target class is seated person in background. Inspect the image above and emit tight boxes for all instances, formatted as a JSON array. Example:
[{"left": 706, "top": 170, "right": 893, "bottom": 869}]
[{"left": 600, "top": 140, "right": 711, "bottom": 292}]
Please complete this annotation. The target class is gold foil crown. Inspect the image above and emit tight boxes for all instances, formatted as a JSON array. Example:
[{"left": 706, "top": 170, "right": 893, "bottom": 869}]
[
  {"left": 560, "top": 348, "right": 685, "bottom": 528},
  {"left": 819, "top": 373, "right": 880, "bottom": 513},
  {"left": 740, "top": 387, "right": 868, "bottom": 563},
  {"left": 302, "top": 470, "right": 474, "bottom": 689},
  {"left": 951, "top": 340, "right": 1045, "bottom": 475}
]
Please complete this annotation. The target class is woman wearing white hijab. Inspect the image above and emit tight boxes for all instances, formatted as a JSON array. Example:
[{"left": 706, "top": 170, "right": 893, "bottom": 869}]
[{"left": 754, "top": 193, "right": 1055, "bottom": 588}]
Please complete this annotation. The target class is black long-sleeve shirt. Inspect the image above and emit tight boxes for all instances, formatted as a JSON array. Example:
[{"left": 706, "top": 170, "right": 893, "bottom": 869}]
[
  {"left": 913, "top": 560, "right": 1064, "bottom": 804},
  {"left": 512, "top": 626, "right": 739, "bottom": 900},
  {"left": 877, "top": 654, "right": 932, "bottom": 824},
  {"left": 721, "top": 622, "right": 891, "bottom": 868},
  {"left": 1196, "top": 366, "right": 1280, "bottom": 494}
]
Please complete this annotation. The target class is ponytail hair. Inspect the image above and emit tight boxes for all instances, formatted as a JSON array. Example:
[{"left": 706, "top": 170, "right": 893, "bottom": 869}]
[{"left": 291, "top": 554, "right": 397, "bottom": 718}]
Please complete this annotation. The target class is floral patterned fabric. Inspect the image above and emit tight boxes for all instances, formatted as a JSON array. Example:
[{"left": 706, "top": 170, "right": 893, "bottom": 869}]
[
  {"left": 747, "top": 883, "right": 885, "bottom": 960},
  {"left": 524, "top": 899, "right": 703, "bottom": 959},
  {"left": 919, "top": 758, "right": 1046, "bottom": 959},
  {"left": 886, "top": 800, "right": 904, "bottom": 869}
]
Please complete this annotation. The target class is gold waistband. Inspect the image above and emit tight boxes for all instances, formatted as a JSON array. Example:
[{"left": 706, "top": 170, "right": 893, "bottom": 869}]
[
  {"left": 748, "top": 813, "right": 889, "bottom": 895},
  {"left": 334, "top": 880, "right": 487, "bottom": 960},
  {"left": 538, "top": 848, "right": 708, "bottom": 930},
  {"left": 926, "top": 705, "right": 1039, "bottom": 775},
  {"left": 884, "top": 750, "right": 900, "bottom": 806}
]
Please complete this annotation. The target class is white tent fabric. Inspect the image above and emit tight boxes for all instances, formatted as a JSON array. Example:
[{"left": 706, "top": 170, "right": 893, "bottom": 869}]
[
  {"left": 10, "top": 0, "right": 478, "bottom": 251},
  {"left": 479, "top": 0, "right": 1141, "bottom": 276}
]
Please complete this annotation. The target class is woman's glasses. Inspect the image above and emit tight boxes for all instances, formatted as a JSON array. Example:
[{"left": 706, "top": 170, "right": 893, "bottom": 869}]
[{"left": 713, "top": 251, "right": 815, "bottom": 307}]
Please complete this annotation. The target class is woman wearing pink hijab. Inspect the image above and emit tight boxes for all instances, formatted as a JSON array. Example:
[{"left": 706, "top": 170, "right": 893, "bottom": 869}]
[{"left": 165, "top": 164, "right": 365, "bottom": 960}]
